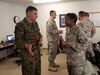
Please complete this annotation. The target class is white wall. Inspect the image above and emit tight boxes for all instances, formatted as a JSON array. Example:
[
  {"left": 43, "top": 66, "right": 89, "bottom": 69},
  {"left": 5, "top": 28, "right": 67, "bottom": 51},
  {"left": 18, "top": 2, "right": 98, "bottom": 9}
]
[
  {"left": 35, "top": 1, "right": 100, "bottom": 48},
  {"left": 0, "top": 1, "right": 25, "bottom": 42},
  {"left": 0, "top": 1, "right": 100, "bottom": 48}
]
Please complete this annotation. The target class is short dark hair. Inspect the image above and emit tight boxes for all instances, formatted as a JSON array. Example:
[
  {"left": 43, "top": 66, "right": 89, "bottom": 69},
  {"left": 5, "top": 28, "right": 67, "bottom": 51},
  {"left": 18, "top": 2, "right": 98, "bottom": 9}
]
[
  {"left": 65, "top": 13, "right": 77, "bottom": 23},
  {"left": 78, "top": 11, "right": 86, "bottom": 17},
  {"left": 79, "top": 11, "right": 89, "bottom": 17},
  {"left": 50, "top": 10, "right": 55, "bottom": 15},
  {"left": 85, "top": 12, "right": 89, "bottom": 17},
  {"left": 26, "top": 6, "right": 37, "bottom": 13}
]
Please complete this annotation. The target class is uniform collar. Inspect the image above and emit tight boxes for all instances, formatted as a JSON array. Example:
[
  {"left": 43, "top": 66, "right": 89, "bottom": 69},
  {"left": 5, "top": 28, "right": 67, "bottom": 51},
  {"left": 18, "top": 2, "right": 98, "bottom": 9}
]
[
  {"left": 70, "top": 25, "right": 76, "bottom": 30},
  {"left": 49, "top": 18, "right": 55, "bottom": 22},
  {"left": 83, "top": 18, "right": 90, "bottom": 22},
  {"left": 23, "top": 17, "right": 33, "bottom": 25}
]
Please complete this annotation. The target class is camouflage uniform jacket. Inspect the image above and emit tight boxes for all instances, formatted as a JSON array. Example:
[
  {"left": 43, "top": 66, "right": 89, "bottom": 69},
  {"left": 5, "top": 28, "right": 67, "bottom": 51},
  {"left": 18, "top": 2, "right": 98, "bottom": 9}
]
[
  {"left": 15, "top": 18, "right": 41, "bottom": 50},
  {"left": 65, "top": 26, "right": 88, "bottom": 66},
  {"left": 77, "top": 18, "right": 96, "bottom": 38},
  {"left": 46, "top": 18, "right": 59, "bottom": 42}
]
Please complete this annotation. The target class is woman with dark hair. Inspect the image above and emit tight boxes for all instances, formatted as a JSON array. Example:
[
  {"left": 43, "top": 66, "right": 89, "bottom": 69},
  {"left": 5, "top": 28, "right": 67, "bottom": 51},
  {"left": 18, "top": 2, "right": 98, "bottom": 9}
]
[{"left": 64, "top": 13, "right": 88, "bottom": 75}]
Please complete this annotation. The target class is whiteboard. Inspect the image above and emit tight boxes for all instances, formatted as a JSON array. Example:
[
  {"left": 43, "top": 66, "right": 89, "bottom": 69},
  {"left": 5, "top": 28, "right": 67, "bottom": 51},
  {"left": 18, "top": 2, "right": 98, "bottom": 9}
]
[{"left": 89, "top": 12, "right": 100, "bottom": 27}]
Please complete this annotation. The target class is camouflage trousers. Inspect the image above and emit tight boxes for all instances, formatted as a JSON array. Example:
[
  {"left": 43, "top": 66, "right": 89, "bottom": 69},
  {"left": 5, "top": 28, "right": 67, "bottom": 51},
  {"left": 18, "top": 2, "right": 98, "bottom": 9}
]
[
  {"left": 21, "top": 48, "right": 41, "bottom": 75},
  {"left": 67, "top": 64, "right": 84, "bottom": 75},
  {"left": 48, "top": 41, "right": 58, "bottom": 62}
]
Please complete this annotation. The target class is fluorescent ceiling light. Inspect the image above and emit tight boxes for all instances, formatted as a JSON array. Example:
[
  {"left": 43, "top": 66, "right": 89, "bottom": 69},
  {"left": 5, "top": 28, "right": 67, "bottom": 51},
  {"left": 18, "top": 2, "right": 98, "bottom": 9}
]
[{"left": 33, "top": 0, "right": 61, "bottom": 3}]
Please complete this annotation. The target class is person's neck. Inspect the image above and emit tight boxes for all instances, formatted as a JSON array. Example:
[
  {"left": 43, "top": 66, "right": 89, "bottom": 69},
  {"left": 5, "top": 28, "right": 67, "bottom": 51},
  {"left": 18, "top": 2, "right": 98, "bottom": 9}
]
[
  {"left": 84, "top": 17, "right": 89, "bottom": 20},
  {"left": 50, "top": 16, "right": 54, "bottom": 20},
  {"left": 82, "top": 17, "right": 86, "bottom": 21},
  {"left": 25, "top": 17, "right": 33, "bottom": 23},
  {"left": 70, "top": 23, "right": 75, "bottom": 28}
]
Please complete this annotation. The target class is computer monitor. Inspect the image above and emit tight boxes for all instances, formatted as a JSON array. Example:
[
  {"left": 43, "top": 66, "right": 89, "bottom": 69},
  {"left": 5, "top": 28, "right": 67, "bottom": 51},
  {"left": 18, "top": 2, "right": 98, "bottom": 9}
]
[{"left": 6, "top": 35, "right": 14, "bottom": 42}]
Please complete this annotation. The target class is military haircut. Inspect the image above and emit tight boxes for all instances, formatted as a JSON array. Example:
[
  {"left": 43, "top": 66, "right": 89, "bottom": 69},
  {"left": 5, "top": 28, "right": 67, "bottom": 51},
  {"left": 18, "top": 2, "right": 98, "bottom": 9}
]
[
  {"left": 65, "top": 13, "right": 77, "bottom": 23},
  {"left": 85, "top": 12, "right": 89, "bottom": 17},
  {"left": 50, "top": 10, "right": 56, "bottom": 16},
  {"left": 79, "top": 11, "right": 89, "bottom": 17},
  {"left": 78, "top": 11, "right": 86, "bottom": 17},
  {"left": 26, "top": 6, "right": 37, "bottom": 14}
]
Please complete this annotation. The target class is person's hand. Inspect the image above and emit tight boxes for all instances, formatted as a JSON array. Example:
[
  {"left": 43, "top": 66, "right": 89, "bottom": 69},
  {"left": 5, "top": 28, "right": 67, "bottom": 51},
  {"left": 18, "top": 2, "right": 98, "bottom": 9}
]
[
  {"left": 64, "top": 43, "right": 70, "bottom": 48},
  {"left": 62, "top": 42, "right": 70, "bottom": 48},
  {"left": 25, "top": 44, "right": 33, "bottom": 56},
  {"left": 58, "top": 30, "right": 63, "bottom": 34}
]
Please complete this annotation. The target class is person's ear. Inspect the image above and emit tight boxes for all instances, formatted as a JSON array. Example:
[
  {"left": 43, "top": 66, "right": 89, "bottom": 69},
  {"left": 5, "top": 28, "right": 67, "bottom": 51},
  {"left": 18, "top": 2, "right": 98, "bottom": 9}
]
[{"left": 27, "top": 11, "right": 31, "bottom": 16}]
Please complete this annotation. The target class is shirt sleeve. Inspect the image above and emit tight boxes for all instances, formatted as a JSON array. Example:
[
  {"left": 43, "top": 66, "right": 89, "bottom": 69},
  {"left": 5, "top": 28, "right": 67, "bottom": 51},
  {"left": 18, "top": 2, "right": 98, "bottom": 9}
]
[
  {"left": 46, "top": 21, "right": 58, "bottom": 35},
  {"left": 14, "top": 23, "right": 26, "bottom": 48},
  {"left": 69, "top": 27, "right": 88, "bottom": 52},
  {"left": 35, "top": 22, "right": 42, "bottom": 37}
]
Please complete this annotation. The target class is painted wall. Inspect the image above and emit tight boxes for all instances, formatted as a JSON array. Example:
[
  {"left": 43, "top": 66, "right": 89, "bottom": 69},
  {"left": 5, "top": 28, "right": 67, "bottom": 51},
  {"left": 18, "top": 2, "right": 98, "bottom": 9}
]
[
  {"left": 35, "top": 0, "right": 100, "bottom": 48},
  {"left": 0, "top": 1, "right": 25, "bottom": 42},
  {"left": 0, "top": 0, "right": 100, "bottom": 48}
]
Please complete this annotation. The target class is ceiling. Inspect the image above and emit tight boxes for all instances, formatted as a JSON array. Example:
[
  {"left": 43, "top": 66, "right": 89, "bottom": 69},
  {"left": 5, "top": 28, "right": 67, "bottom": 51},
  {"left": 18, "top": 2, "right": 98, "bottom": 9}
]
[{"left": 0, "top": 0, "right": 88, "bottom": 5}]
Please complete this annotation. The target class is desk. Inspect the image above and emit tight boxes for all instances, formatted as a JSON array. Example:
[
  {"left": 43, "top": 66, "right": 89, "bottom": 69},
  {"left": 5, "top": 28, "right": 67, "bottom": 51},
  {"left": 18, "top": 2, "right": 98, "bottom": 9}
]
[{"left": 0, "top": 43, "right": 15, "bottom": 59}]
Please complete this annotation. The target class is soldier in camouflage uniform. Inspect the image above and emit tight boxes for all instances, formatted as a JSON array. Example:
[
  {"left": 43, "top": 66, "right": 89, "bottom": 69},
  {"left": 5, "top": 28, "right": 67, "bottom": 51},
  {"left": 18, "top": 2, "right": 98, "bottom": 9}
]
[
  {"left": 46, "top": 10, "right": 63, "bottom": 72},
  {"left": 14, "top": 6, "right": 41, "bottom": 75},
  {"left": 78, "top": 11, "right": 96, "bottom": 58},
  {"left": 64, "top": 13, "right": 88, "bottom": 75}
]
